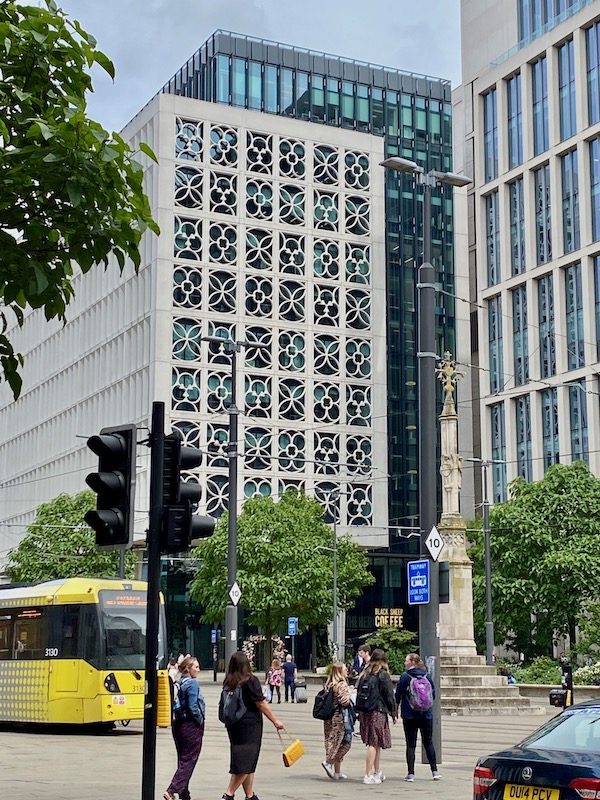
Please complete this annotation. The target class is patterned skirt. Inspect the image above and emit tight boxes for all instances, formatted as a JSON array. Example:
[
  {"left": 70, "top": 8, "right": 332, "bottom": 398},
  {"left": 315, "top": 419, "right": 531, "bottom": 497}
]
[
  {"left": 324, "top": 709, "right": 351, "bottom": 764},
  {"left": 359, "top": 710, "right": 392, "bottom": 749}
]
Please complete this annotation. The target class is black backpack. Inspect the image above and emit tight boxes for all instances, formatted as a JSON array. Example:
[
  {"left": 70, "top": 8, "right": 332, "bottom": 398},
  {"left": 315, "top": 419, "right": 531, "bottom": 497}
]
[
  {"left": 218, "top": 684, "right": 247, "bottom": 726},
  {"left": 355, "top": 672, "right": 380, "bottom": 712},
  {"left": 312, "top": 686, "right": 336, "bottom": 720}
]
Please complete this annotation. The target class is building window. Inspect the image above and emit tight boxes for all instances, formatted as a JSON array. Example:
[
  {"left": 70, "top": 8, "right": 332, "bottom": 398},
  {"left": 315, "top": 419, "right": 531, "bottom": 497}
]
[
  {"left": 591, "top": 137, "right": 600, "bottom": 241},
  {"left": 515, "top": 395, "right": 532, "bottom": 481},
  {"left": 488, "top": 295, "right": 503, "bottom": 393},
  {"left": 558, "top": 39, "right": 576, "bottom": 141},
  {"left": 486, "top": 191, "right": 501, "bottom": 286},
  {"left": 216, "top": 55, "right": 230, "bottom": 104},
  {"left": 232, "top": 58, "right": 247, "bottom": 108},
  {"left": 565, "top": 261, "right": 584, "bottom": 369},
  {"left": 569, "top": 382, "right": 589, "bottom": 463},
  {"left": 532, "top": 56, "right": 549, "bottom": 155},
  {"left": 513, "top": 284, "right": 529, "bottom": 386},
  {"left": 587, "top": 21, "right": 600, "bottom": 125},
  {"left": 281, "top": 69, "right": 294, "bottom": 115},
  {"left": 483, "top": 89, "right": 498, "bottom": 182},
  {"left": 594, "top": 256, "right": 600, "bottom": 360},
  {"left": 561, "top": 149, "right": 579, "bottom": 254},
  {"left": 510, "top": 178, "right": 526, "bottom": 275},
  {"left": 265, "top": 65, "right": 277, "bottom": 113},
  {"left": 541, "top": 387, "right": 560, "bottom": 469},
  {"left": 248, "top": 61, "right": 262, "bottom": 110},
  {"left": 538, "top": 274, "right": 556, "bottom": 378},
  {"left": 507, "top": 74, "right": 523, "bottom": 169},
  {"left": 534, "top": 164, "right": 552, "bottom": 265},
  {"left": 490, "top": 403, "right": 507, "bottom": 502}
]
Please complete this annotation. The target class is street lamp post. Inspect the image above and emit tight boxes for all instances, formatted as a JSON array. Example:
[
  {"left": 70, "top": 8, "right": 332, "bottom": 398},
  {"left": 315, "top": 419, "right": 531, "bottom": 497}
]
[
  {"left": 467, "top": 457, "right": 505, "bottom": 666},
  {"left": 332, "top": 493, "right": 339, "bottom": 662},
  {"left": 202, "top": 335, "right": 269, "bottom": 667},
  {"left": 380, "top": 157, "right": 471, "bottom": 760}
]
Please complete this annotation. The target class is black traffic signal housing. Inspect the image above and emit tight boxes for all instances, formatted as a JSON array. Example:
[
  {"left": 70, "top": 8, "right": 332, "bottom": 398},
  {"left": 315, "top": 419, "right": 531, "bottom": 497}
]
[
  {"left": 85, "top": 424, "right": 137, "bottom": 550},
  {"left": 439, "top": 560, "right": 450, "bottom": 604},
  {"left": 161, "top": 430, "right": 216, "bottom": 553}
]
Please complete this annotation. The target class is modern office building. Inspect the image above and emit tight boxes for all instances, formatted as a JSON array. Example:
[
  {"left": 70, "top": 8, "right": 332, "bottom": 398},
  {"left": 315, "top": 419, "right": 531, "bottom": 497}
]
[
  {"left": 456, "top": 0, "right": 600, "bottom": 501},
  {"left": 0, "top": 31, "right": 469, "bottom": 657}
]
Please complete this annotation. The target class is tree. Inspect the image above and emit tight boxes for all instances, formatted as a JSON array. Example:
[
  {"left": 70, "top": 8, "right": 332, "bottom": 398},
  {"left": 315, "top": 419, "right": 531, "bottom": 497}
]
[
  {"left": 5, "top": 490, "right": 137, "bottom": 582},
  {"left": 0, "top": 1, "right": 159, "bottom": 398},
  {"left": 189, "top": 490, "right": 374, "bottom": 647},
  {"left": 468, "top": 462, "right": 600, "bottom": 660}
]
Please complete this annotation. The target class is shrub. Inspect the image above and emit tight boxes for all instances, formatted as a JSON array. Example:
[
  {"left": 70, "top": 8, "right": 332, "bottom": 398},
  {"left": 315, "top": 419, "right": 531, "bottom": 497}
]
[
  {"left": 573, "top": 662, "right": 600, "bottom": 685},
  {"left": 512, "top": 656, "right": 561, "bottom": 685}
]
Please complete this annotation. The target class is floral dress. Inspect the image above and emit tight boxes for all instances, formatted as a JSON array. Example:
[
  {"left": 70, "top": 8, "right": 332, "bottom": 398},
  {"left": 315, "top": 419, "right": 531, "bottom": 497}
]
[{"left": 324, "top": 680, "right": 352, "bottom": 765}]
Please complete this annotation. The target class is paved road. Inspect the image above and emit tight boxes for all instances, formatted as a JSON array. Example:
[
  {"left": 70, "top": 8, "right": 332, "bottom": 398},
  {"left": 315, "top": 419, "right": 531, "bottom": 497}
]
[{"left": 1, "top": 673, "right": 558, "bottom": 800}]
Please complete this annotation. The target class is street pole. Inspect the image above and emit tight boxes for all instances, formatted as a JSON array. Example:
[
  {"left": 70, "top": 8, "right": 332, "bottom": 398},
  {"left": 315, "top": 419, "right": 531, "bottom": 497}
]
[
  {"left": 141, "top": 401, "right": 164, "bottom": 800},
  {"left": 482, "top": 460, "right": 495, "bottom": 666},
  {"left": 225, "top": 343, "right": 239, "bottom": 668},
  {"left": 332, "top": 511, "right": 338, "bottom": 662},
  {"left": 417, "top": 173, "right": 442, "bottom": 761}
]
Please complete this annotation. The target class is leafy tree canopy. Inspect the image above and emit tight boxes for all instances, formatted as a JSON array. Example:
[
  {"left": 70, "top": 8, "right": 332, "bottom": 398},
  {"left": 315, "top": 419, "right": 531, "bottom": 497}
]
[
  {"left": 468, "top": 461, "right": 600, "bottom": 660},
  {"left": 5, "top": 490, "right": 136, "bottom": 582},
  {"left": 0, "top": 1, "right": 159, "bottom": 398},
  {"left": 189, "top": 490, "right": 374, "bottom": 636}
]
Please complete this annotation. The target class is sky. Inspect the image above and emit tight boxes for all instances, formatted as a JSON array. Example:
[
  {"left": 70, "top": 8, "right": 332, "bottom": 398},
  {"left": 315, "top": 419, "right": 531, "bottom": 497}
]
[{"left": 54, "top": 0, "right": 462, "bottom": 133}]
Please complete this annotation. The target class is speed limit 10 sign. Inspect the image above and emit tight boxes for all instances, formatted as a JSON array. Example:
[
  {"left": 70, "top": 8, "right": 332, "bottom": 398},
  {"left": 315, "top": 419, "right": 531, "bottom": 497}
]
[{"left": 425, "top": 527, "right": 444, "bottom": 561}]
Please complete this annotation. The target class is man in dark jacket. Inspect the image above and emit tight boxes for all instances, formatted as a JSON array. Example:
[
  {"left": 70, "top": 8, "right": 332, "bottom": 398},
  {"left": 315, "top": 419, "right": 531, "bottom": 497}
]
[{"left": 395, "top": 652, "right": 441, "bottom": 782}]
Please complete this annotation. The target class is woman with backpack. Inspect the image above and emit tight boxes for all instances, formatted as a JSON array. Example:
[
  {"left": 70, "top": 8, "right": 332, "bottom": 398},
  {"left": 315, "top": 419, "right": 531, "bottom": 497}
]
[
  {"left": 220, "top": 651, "right": 284, "bottom": 800},
  {"left": 321, "top": 662, "right": 353, "bottom": 780},
  {"left": 266, "top": 658, "right": 282, "bottom": 703},
  {"left": 355, "top": 648, "right": 397, "bottom": 785},
  {"left": 164, "top": 656, "right": 206, "bottom": 800},
  {"left": 395, "top": 652, "right": 441, "bottom": 782}
]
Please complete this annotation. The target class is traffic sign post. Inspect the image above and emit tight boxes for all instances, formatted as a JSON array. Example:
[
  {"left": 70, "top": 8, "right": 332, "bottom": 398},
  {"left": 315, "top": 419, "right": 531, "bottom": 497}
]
[
  {"left": 288, "top": 616, "right": 298, "bottom": 660},
  {"left": 425, "top": 526, "right": 444, "bottom": 561},
  {"left": 408, "top": 559, "right": 430, "bottom": 605}
]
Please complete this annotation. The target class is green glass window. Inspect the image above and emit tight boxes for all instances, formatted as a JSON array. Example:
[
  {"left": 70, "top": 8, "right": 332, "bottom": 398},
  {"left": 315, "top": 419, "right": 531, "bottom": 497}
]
[
  {"left": 342, "top": 81, "right": 354, "bottom": 128},
  {"left": 249, "top": 61, "right": 262, "bottom": 110},
  {"left": 356, "top": 84, "right": 369, "bottom": 132},
  {"left": 415, "top": 97, "right": 426, "bottom": 143},
  {"left": 311, "top": 75, "right": 325, "bottom": 122},
  {"left": 281, "top": 69, "right": 294, "bottom": 115},
  {"left": 326, "top": 78, "right": 340, "bottom": 125},
  {"left": 232, "top": 58, "right": 246, "bottom": 107},
  {"left": 386, "top": 91, "right": 398, "bottom": 136},
  {"left": 216, "top": 55, "right": 229, "bottom": 104},
  {"left": 429, "top": 100, "right": 441, "bottom": 144},
  {"left": 296, "top": 71, "right": 309, "bottom": 119},
  {"left": 401, "top": 94, "right": 412, "bottom": 139},
  {"left": 265, "top": 65, "right": 277, "bottom": 113},
  {"left": 372, "top": 88, "right": 384, "bottom": 134}
]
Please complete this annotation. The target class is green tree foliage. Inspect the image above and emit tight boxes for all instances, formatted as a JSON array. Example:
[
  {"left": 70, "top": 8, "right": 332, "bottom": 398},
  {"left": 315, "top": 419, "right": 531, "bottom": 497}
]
[
  {"left": 5, "top": 490, "right": 137, "bottom": 582},
  {"left": 468, "top": 462, "right": 600, "bottom": 660},
  {"left": 0, "top": 1, "right": 159, "bottom": 398},
  {"left": 189, "top": 490, "right": 374, "bottom": 637},
  {"left": 366, "top": 625, "right": 418, "bottom": 675}
]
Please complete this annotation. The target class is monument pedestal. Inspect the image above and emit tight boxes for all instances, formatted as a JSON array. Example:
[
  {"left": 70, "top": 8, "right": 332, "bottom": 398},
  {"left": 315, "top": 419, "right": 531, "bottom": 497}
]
[{"left": 438, "top": 513, "right": 477, "bottom": 657}]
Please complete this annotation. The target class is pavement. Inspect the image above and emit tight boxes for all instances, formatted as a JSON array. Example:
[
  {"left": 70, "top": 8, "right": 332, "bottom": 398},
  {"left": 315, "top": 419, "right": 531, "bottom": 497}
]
[{"left": 1, "top": 671, "right": 559, "bottom": 800}]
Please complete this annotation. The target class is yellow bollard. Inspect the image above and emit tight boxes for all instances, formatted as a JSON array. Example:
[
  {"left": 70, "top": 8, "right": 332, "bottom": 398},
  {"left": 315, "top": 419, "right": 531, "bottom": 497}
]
[{"left": 156, "top": 669, "right": 172, "bottom": 728}]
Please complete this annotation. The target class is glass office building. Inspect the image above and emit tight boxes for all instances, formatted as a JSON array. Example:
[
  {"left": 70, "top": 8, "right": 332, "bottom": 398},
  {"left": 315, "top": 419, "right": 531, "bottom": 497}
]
[{"left": 162, "top": 30, "right": 455, "bottom": 538}]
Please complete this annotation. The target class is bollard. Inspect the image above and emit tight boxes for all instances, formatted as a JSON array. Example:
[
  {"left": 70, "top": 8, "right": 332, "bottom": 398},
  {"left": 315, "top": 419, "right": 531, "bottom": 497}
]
[{"left": 156, "top": 670, "right": 171, "bottom": 728}]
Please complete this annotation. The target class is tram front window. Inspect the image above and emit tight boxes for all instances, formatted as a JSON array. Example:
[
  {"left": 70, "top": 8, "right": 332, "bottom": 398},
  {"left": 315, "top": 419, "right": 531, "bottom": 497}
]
[{"left": 99, "top": 590, "right": 147, "bottom": 670}]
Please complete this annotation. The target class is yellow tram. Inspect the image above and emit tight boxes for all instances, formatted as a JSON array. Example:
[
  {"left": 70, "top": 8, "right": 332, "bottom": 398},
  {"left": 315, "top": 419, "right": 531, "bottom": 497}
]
[{"left": 0, "top": 577, "right": 167, "bottom": 726}]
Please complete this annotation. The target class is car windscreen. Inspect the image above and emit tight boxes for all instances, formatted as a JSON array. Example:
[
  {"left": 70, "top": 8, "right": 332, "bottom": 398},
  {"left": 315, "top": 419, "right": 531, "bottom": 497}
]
[
  {"left": 99, "top": 590, "right": 147, "bottom": 670},
  {"left": 520, "top": 708, "right": 600, "bottom": 752}
]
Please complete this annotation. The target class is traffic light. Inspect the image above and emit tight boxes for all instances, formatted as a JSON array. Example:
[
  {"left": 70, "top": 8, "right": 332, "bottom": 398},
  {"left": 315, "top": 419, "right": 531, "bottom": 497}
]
[
  {"left": 439, "top": 560, "right": 450, "bottom": 604},
  {"left": 85, "top": 424, "right": 137, "bottom": 550},
  {"left": 161, "top": 430, "right": 215, "bottom": 553}
]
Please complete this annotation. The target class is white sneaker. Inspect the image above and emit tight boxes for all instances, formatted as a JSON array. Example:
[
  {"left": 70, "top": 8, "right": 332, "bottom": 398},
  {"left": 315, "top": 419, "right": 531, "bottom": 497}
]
[
  {"left": 322, "top": 761, "right": 335, "bottom": 780},
  {"left": 363, "top": 775, "right": 382, "bottom": 785},
  {"left": 334, "top": 773, "right": 348, "bottom": 780},
  {"left": 374, "top": 772, "right": 386, "bottom": 782},
  {"left": 432, "top": 771, "right": 442, "bottom": 780},
  {"left": 405, "top": 774, "right": 415, "bottom": 782}
]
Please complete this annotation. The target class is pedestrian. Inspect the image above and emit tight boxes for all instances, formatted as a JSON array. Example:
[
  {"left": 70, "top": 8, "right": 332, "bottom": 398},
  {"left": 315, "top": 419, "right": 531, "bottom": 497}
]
[
  {"left": 282, "top": 653, "right": 298, "bottom": 702},
  {"left": 221, "top": 651, "right": 284, "bottom": 800},
  {"left": 357, "top": 648, "right": 397, "bottom": 784},
  {"left": 395, "top": 652, "right": 441, "bottom": 782},
  {"left": 353, "top": 644, "right": 371, "bottom": 674},
  {"left": 168, "top": 657, "right": 179, "bottom": 682},
  {"left": 321, "top": 662, "right": 353, "bottom": 781},
  {"left": 164, "top": 656, "right": 206, "bottom": 800},
  {"left": 266, "top": 658, "right": 282, "bottom": 704}
]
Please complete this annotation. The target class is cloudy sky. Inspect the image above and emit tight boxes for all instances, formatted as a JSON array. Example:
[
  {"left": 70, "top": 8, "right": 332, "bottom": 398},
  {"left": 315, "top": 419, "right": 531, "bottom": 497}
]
[{"left": 55, "top": 0, "right": 462, "bottom": 133}]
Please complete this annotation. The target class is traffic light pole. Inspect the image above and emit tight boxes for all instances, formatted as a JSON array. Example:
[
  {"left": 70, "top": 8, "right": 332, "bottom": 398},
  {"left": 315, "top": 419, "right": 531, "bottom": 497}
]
[
  {"left": 141, "top": 401, "right": 164, "bottom": 800},
  {"left": 225, "top": 343, "right": 239, "bottom": 668}
]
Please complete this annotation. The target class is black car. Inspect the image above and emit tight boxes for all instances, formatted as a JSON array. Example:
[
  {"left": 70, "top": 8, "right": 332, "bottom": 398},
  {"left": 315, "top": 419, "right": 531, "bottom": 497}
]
[{"left": 474, "top": 700, "right": 600, "bottom": 800}]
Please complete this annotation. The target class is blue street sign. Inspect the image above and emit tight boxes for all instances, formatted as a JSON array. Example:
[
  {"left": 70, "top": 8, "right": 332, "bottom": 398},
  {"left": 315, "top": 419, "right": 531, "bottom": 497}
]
[
  {"left": 288, "top": 616, "right": 298, "bottom": 636},
  {"left": 211, "top": 629, "right": 217, "bottom": 643},
  {"left": 407, "top": 559, "right": 430, "bottom": 605}
]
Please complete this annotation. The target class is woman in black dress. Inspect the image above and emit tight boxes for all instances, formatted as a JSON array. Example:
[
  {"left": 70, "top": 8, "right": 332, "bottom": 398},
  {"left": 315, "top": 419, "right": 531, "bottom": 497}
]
[{"left": 221, "top": 651, "right": 284, "bottom": 800}]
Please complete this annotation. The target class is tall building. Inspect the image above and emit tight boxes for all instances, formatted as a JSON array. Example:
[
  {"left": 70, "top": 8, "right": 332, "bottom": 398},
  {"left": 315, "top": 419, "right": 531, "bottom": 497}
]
[
  {"left": 0, "top": 31, "right": 468, "bottom": 654},
  {"left": 457, "top": 0, "right": 600, "bottom": 501}
]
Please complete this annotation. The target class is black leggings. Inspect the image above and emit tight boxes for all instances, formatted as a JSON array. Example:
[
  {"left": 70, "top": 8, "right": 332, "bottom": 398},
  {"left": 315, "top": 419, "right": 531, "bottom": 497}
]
[
  {"left": 403, "top": 717, "right": 437, "bottom": 773},
  {"left": 269, "top": 683, "right": 281, "bottom": 702}
]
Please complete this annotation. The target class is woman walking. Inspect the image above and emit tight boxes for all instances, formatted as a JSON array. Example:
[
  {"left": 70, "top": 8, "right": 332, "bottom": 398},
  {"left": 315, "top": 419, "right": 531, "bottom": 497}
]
[
  {"left": 395, "top": 652, "right": 441, "bottom": 782},
  {"left": 221, "top": 651, "right": 284, "bottom": 800},
  {"left": 266, "top": 658, "right": 282, "bottom": 704},
  {"left": 164, "top": 656, "right": 205, "bottom": 800},
  {"left": 357, "top": 648, "right": 397, "bottom": 785},
  {"left": 321, "top": 662, "right": 353, "bottom": 780}
]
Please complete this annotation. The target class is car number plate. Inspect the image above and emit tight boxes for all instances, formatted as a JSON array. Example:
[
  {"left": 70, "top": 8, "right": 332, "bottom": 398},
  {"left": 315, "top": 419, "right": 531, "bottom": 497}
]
[{"left": 503, "top": 784, "right": 559, "bottom": 800}]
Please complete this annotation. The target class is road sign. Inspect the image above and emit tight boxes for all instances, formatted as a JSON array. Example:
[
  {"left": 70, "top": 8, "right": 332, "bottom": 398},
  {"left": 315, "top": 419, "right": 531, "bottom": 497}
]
[
  {"left": 229, "top": 581, "right": 242, "bottom": 606},
  {"left": 407, "top": 559, "right": 430, "bottom": 605},
  {"left": 211, "top": 629, "right": 217, "bottom": 643},
  {"left": 288, "top": 616, "right": 298, "bottom": 636},
  {"left": 425, "top": 526, "right": 444, "bottom": 561}
]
